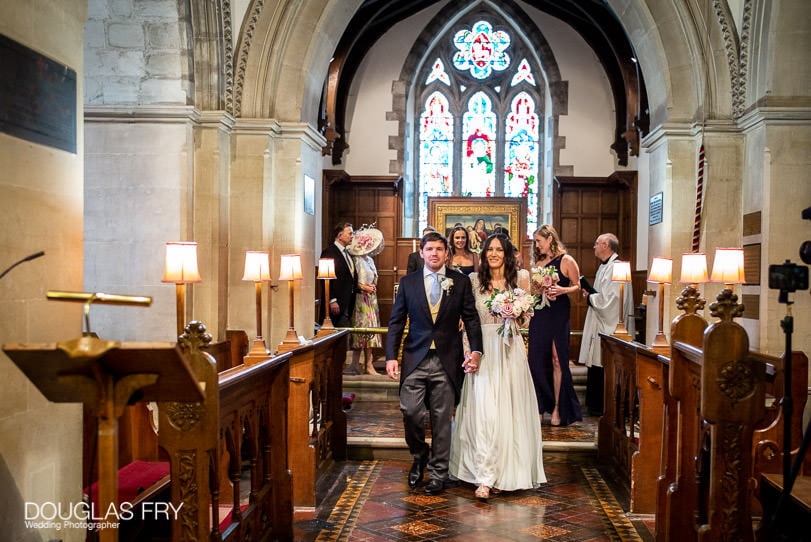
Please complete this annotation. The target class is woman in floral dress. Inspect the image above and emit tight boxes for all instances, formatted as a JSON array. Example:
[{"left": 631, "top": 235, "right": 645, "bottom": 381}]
[{"left": 348, "top": 226, "right": 384, "bottom": 375}]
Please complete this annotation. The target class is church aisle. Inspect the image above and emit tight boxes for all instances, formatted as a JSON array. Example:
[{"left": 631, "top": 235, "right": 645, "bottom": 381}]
[
  {"left": 295, "top": 456, "right": 653, "bottom": 541},
  {"left": 293, "top": 400, "right": 654, "bottom": 540}
]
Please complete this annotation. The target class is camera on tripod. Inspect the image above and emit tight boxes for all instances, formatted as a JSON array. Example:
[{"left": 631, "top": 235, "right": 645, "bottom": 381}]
[{"left": 768, "top": 206, "right": 811, "bottom": 303}]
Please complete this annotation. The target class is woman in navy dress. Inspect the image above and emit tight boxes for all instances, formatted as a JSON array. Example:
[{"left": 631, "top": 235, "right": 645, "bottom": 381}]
[
  {"left": 527, "top": 224, "right": 583, "bottom": 426},
  {"left": 447, "top": 225, "right": 479, "bottom": 275}
]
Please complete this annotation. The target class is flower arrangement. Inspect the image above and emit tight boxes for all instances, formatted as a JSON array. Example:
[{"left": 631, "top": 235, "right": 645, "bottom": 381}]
[
  {"left": 439, "top": 276, "right": 454, "bottom": 293},
  {"left": 484, "top": 287, "right": 536, "bottom": 341},
  {"left": 531, "top": 265, "right": 560, "bottom": 309}
]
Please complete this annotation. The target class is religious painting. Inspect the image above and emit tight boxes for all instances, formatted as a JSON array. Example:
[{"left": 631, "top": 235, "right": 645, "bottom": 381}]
[{"left": 428, "top": 197, "right": 527, "bottom": 253}]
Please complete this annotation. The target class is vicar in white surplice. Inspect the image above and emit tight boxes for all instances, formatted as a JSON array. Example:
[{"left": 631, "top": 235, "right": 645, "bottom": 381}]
[{"left": 577, "top": 233, "right": 634, "bottom": 415}]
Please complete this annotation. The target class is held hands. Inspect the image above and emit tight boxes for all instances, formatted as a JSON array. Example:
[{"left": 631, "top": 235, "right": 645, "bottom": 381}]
[
  {"left": 360, "top": 283, "right": 377, "bottom": 294},
  {"left": 463, "top": 351, "right": 481, "bottom": 373},
  {"left": 330, "top": 301, "right": 340, "bottom": 315},
  {"left": 385, "top": 359, "right": 400, "bottom": 380}
]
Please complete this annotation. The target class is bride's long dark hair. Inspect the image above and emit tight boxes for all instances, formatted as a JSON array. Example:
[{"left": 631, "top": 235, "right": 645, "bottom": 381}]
[{"left": 477, "top": 233, "right": 518, "bottom": 294}]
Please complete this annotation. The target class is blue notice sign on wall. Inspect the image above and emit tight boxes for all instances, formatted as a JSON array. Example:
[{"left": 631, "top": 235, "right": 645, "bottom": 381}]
[{"left": 649, "top": 192, "right": 663, "bottom": 226}]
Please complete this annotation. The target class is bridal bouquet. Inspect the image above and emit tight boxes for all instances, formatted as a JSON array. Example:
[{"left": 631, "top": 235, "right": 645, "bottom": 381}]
[
  {"left": 531, "top": 265, "right": 560, "bottom": 309},
  {"left": 484, "top": 287, "right": 536, "bottom": 342}
]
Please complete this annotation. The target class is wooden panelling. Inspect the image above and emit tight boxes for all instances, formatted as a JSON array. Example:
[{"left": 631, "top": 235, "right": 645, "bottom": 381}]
[
  {"left": 744, "top": 243, "right": 761, "bottom": 285},
  {"left": 323, "top": 172, "right": 402, "bottom": 327},
  {"left": 742, "top": 294, "right": 760, "bottom": 320},
  {"left": 743, "top": 211, "right": 762, "bottom": 236},
  {"left": 554, "top": 174, "right": 638, "bottom": 362}
]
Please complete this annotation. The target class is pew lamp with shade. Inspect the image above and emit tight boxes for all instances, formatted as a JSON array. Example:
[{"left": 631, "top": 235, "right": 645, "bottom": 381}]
[
  {"left": 316, "top": 258, "right": 337, "bottom": 337},
  {"left": 161, "top": 241, "right": 201, "bottom": 338},
  {"left": 611, "top": 260, "right": 633, "bottom": 340},
  {"left": 647, "top": 257, "right": 672, "bottom": 350},
  {"left": 673, "top": 252, "right": 710, "bottom": 318},
  {"left": 242, "top": 251, "right": 275, "bottom": 364},
  {"left": 710, "top": 248, "right": 746, "bottom": 291},
  {"left": 278, "top": 254, "right": 303, "bottom": 351},
  {"left": 681, "top": 252, "right": 709, "bottom": 287}
]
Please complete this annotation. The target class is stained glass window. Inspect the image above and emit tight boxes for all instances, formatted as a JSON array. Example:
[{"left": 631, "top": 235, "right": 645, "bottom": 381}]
[
  {"left": 416, "top": 17, "right": 545, "bottom": 238},
  {"left": 510, "top": 58, "right": 535, "bottom": 86},
  {"left": 418, "top": 91, "right": 454, "bottom": 231},
  {"left": 452, "top": 21, "right": 510, "bottom": 79},
  {"left": 462, "top": 92, "right": 496, "bottom": 196},
  {"left": 425, "top": 58, "right": 451, "bottom": 86},
  {"left": 504, "top": 92, "right": 539, "bottom": 233}
]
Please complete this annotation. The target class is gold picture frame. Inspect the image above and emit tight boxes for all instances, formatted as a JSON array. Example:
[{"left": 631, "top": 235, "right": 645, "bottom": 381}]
[{"left": 428, "top": 197, "right": 527, "bottom": 252}]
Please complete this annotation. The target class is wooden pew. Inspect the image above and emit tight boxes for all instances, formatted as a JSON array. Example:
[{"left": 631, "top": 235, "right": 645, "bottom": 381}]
[
  {"left": 656, "top": 287, "right": 707, "bottom": 540},
  {"left": 282, "top": 330, "right": 349, "bottom": 511},
  {"left": 654, "top": 287, "right": 809, "bottom": 541},
  {"left": 599, "top": 336, "right": 666, "bottom": 514}
]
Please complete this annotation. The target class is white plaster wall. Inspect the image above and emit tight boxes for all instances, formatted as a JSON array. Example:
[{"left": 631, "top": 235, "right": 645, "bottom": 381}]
[
  {"left": 0, "top": 1, "right": 87, "bottom": 540},
  {"left": 521, "top": 3, "right": 618, "bottom": 176},
  {"left": 340, "top": 4, "right": 443, "bottom": 174}
]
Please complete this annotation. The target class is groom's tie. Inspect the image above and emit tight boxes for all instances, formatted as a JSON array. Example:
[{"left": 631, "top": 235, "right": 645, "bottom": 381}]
[{"left": 429, "top": 273, "right": 441, "bottom": 305}]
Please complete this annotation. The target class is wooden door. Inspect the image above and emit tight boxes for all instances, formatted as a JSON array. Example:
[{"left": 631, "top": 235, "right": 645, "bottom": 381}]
[
  {"left": 554, "top": 172, "right": 637, "bottom": 362},
  {"left": 323, "top": 171, "right": 402, "bottom": 326}
]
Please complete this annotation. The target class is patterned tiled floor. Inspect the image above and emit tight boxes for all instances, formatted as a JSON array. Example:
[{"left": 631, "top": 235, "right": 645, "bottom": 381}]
[
  {"left": 297, "top": 456, "right": 653, "bottom": 541},
  {"left": 293, "top": 399, "right": 654, "bottom": 541}
]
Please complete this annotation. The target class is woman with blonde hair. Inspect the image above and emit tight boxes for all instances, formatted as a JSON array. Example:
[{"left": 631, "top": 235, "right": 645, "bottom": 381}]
[{"left": 527, "top": 224, "right": 583, "bottom": 426}]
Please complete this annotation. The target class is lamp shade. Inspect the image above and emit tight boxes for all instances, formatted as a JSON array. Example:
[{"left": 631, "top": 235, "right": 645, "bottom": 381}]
[
  {"left": 710, "top": 248, "right": 745, "bottom": 284},
  {"left": 648, "top": 257, "right": 673, "bottom": 284},
  {"left": 162, "top": 242, "right": 201, "bottom": 283},
  {"left": 611, "top": 261, "right": 632, "bottom": 282},
  {"left": 242, "top": 251, "right": 271, "bottom": 281},
  {"left": 317, "top": 258, "right": 336, "bottom": 279},
  {"left": 278, "top": 254, "right": 303, "bottom": 281},
  {"left": 680, "top": 252, "right": 709, "bottom": 284}
]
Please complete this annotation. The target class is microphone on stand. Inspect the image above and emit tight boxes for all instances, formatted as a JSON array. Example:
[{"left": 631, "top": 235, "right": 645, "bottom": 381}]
[{"left": 0, "top": 251, "right": 45, "bottom": 280}]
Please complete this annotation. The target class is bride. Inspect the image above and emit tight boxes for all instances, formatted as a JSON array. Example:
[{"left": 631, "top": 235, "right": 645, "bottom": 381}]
[{"left": 450, "top": 233, "right": 546, "bottom": 499}]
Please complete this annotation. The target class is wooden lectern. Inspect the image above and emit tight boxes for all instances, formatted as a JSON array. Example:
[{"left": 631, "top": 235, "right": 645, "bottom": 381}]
[{"left": 3, "top": 336, "right": 203, "bottom": 542}]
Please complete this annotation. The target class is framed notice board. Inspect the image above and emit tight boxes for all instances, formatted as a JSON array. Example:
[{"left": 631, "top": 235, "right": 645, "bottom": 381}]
[{"left": 0, "top": 34, "right": 77, "bottom": 153}]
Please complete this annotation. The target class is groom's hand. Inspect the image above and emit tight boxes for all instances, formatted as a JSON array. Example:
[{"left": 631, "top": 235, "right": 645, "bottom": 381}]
[{"left": 385, "top": 359, "right": 400, "bottom": 380}]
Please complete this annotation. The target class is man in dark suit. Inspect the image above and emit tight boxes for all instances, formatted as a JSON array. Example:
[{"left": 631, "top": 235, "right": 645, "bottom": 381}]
[
  {"left": 386, "top": 231, "right": 482, "bottom": 495},
  {"left": 405, "top": 225, "right": 436, "bottom": 273},
  {"left": 319, "top": 222, "right": 355, "bottom": 327}
]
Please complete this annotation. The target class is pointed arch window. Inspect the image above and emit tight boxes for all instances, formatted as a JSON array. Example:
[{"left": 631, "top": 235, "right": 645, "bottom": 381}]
[
  {"left": 462, "top": 92, "right": 497, "bottom": 196},
  {"left": 504, "top": 92, "right": 539, "bottom": 227},
  {"left": 415, "top": 15, "right": 546, "bottom": 237},
  {"left": 418, "top": 91, "right": 454, "bottom": 229}
]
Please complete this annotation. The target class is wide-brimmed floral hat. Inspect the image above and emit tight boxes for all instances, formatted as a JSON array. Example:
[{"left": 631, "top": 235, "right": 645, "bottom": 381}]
[{"left": 347, "top": 225, "right": 384, "bottom": 257}]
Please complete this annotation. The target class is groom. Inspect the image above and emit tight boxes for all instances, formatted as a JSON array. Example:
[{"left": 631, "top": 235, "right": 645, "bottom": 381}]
[{"left": 386, "top": 231, "right": 483, "bottom": 495}]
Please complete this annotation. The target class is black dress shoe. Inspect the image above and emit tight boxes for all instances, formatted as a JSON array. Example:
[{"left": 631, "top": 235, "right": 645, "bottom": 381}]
[
  {"left": 408, "top": 458, "right": 427, "bottom": 488},
  {"left": 423, "top": 478, "right": 444, "bottom": 495}
]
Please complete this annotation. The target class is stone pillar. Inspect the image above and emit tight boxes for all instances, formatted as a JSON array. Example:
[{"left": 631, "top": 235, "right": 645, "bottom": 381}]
[
  {"left": 641, "top": 123, "right": 745, "bottom": 347},
  {"left": 84, "top": 106, "right": 198, "bottom": 342},
  {"left": 191, "top": 112, "right": 234, "bottom": 340},
  {"left": 228, "top": 121, "right": 277, "bottom": 343},
  {"left": 741, "top": 110, "right": 811, "bottom": 356},
  {"left": 265, "top": 122, "right": 327, "bottom": 349}
]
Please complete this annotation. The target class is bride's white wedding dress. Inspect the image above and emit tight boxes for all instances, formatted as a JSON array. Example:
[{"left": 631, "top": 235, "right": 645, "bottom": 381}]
[{"left": 450, "top": 270, "right": 547, "bottom": 490}]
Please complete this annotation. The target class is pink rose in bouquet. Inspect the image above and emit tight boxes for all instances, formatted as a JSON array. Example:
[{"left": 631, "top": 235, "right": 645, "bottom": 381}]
[
  {"left": 484, "top": 287, "right": 537, "bottom": 342},
  {"left": 531, "top": 265, "right": 560, "bottom": 309}
]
